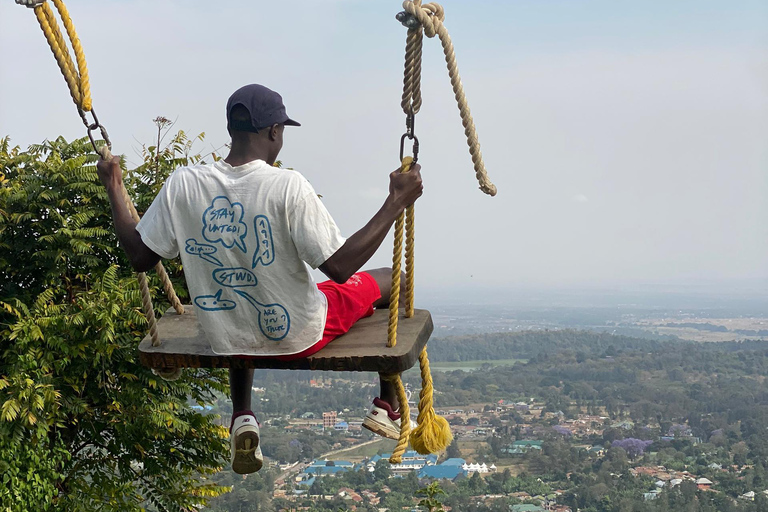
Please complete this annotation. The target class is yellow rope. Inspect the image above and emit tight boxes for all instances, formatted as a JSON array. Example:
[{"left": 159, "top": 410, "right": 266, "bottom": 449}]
[
  {"left": 34, "top": 3, "right": 81, "bottom": 108},
  {"left": 387, "top": 217, "right": 404, "bottom": 347},
  {"left": 387, "top": 156, "right": 414, "bottom": 348},
  {"left": 119, "top": 182, "right": 185, "bottom": 317},
  {"left": 33, "top": 1, "right": 90, "bottom": 111},
  {"left": 404, "top": 202, "right": 415, "bottom": 318},
  {"left": 381, "top": 373, "right": 411, "bottom": 464},
  {"left": 50, "top": 0, "right": 91, "bottom": 110},
  {"left": 410, "top": 347, "right": 452, "bottom": 453}
]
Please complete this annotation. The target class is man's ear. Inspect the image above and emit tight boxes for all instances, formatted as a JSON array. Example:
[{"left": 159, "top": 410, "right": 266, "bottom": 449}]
[{"left": 269, "top": 124, "right": 280, "bottom": 141}]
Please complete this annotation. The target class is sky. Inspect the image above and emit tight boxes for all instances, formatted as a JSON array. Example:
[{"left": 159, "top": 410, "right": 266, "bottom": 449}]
[{"left": 1, "top": 1, "right": 767, "bottom": 297}]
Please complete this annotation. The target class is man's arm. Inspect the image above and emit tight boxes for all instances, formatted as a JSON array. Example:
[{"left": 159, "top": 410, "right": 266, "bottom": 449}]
[
  {"left": 96, "top": 156, "right": 162, "bottom": 273},
  {"left": 319, "top": 164, "right": 423, "bottom": 283}
]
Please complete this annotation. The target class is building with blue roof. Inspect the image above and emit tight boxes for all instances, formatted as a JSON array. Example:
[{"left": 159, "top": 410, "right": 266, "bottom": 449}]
[
  {"left": 373, "top": 451, "right": 439, "bottom": 463},
  {"left": 364, "top": 451, "right": 439, "bottom": 475},
  {"left": 418, "top": 465, "right": 466, "bottom": 480},
  {"left": 502, "top": 440, "right": 543, "bottom": 455},
  {"left": 296, "top": 475, "right": 316, "bottom": 488},
  {"left": 418, "top": 458, "right": 467, "bottom": 481},
  {"left": 298, "top": 459, "right": 357, "bottom": 481}
]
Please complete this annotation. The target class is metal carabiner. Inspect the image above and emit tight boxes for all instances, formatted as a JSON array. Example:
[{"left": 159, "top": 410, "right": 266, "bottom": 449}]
[
  {"left": 398, "top": 111, "right": 419, "bottom": 164},
  {"left": 399, "top": 133, "right": 420, "bottom": 164},
  {"left": 80, "top": 107, "right": 112, "bottom": 155}
]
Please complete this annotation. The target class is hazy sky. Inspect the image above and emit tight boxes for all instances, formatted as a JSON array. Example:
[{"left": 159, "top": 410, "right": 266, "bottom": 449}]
[{"left": 2, "top": 1, "right": 767, "bottom": 293}]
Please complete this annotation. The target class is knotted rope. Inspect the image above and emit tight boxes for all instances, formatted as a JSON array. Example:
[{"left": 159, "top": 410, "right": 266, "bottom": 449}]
[
  {"left": 21, "top": 0, "right": 184, "bottom": 378},
  {"left": 387, "top": 0, "right": 501, "bottom": 462},
  {"left": 400, "top": 0, "right": 497, "bottom": 196}
]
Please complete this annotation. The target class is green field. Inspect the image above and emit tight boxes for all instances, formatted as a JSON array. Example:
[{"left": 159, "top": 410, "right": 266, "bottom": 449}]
[
  {"left": 429, "top": 359, "right": 527, "bottom": 372},
  {"left": 330, "top": 438, "right": 394, "bottom": 460}
]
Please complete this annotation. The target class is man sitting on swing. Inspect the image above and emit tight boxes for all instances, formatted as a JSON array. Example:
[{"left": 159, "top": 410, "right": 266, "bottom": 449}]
[{"left": 97, "top": 84, "right": 423, "bottom": 474}]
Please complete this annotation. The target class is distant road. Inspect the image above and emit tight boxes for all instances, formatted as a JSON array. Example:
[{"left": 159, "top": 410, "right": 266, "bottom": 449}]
[{"left": 275, "top": 438, "right": 384, "bottom": 485}]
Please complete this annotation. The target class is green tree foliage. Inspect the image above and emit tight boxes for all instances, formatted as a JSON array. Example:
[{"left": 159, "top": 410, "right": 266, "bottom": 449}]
[
  {"left": 203, "top": 468, "right": 278, "bottom": 512},
  {"left": 372, "top": 458, "right": 392, "bottom": 482},
  {"left": 417, "top": 481, "right": 445, "bottom": 512},
  {"left": 0, "top": 134, "right": 230, "bottom": 511}
]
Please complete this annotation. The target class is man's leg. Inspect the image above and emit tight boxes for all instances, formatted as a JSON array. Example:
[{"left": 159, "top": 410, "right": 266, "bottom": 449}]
[
  {"left": 230, "top": 368, "right": 254, "bottom": 413},
  {"left": 229, "top": 368, "right": 262, "bottom": 474},
  {"left": 319, "top": 268, "right": 413, "bottom": 440},
  {"left": 360, "top": 267, "right": 406, "bottom": 412},
  {"left": 365, "top": 267, "right": 406, "bottom": 310}
]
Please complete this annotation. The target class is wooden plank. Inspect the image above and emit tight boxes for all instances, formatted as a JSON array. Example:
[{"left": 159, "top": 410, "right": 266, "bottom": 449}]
[{"left": 138, "top": 306, "right": 433, "bottom": 374}]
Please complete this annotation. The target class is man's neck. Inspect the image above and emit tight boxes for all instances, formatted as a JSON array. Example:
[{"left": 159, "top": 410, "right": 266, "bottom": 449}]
[{"left": 224, "top": 146, "right": 271, "bottom": 167}]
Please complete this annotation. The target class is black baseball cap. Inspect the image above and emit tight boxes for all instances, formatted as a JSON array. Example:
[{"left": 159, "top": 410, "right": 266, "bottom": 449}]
[{"left": 226, "top": 84, "right": 301, "bottom": 132}]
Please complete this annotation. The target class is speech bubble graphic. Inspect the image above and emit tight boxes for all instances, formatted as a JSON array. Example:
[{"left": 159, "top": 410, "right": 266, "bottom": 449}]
[
  {"left": 234, "top": 290, "right": 291, "bottom": 341},
  {"left": 213, "top": 267, "right": 258, "bottom": 288},
  {"left": 202, "top": 196, "right": 248, "bottom": 253},
  {"left": 194, "top": 289, "right": 236, "bottom": 311},
  {"left": 185, "top": 238, "right": 223, "bottom": 267},
  {"left": 252, "top": 215, "right": 275, "bottom": 268}
]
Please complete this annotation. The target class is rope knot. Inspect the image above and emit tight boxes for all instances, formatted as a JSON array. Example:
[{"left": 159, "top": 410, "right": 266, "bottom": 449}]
[{"left": 402, "top": 1, "right": 445, "bottom": 38}]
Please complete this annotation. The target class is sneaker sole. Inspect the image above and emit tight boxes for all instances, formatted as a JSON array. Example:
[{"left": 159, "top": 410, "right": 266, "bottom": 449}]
[
  {"left": 232, "top": 430, "right": 262, "bottom": 474},
  {"left": 362, "top": 416, "right": 400, "bottom": 440}
]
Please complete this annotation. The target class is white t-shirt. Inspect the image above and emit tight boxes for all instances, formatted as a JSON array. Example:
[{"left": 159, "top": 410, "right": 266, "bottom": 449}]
[{"left": 136, "top": 159, "right": 346, "bottom": 356}]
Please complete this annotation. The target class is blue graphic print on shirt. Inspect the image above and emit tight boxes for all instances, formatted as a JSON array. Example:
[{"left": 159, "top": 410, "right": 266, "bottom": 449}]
[
  {"left": 202, "top": 196, "right": 248, "bottom": 253},
  {"left": 185, "top": 238, "right": 223, "bottom": 267},
  {"left": 253, "top": 215, "right": 275, "bottom": 268},
  {"left": 192, "top": 199, "right": 291, "bottom": 340}
]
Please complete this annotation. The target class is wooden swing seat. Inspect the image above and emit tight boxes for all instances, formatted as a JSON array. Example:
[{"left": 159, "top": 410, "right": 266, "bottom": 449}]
[{"left": 138, "top": 306, "right": 433, "bottom": 374}]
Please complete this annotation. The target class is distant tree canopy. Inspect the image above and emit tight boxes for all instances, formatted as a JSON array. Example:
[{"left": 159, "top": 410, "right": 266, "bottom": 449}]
[
  {"left": 0, "top": 133, "right": 229, "bottom": 511},
  {"left": 427, "top": 329, "right": 667, "bottom": 362}
]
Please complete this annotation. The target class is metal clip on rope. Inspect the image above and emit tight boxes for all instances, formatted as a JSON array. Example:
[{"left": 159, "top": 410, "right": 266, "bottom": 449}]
[
  {"left": 15, "top": 0, "right": 46, "bottom": 8},
  {"left": 399, "top": 112, "right": 420, "bottom": 164},
  {"left": 395, "top": 10, "right": 420, "bottom": 29},
  {"left": 79, "top": 107, "right": 112, "bottom": 158}
]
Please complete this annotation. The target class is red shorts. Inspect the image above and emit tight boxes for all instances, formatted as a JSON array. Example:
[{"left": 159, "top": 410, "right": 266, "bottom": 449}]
[{"left": 277, "top": 272, "right": 381, "bottom": 360}]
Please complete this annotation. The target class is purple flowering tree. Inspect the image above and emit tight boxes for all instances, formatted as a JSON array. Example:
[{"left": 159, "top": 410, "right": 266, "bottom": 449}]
[{"left": 612, "top": 438, "right": 653, "bottom": 458}]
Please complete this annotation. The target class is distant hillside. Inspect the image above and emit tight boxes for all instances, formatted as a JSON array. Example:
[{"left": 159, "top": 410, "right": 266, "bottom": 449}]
[
  {"left": 427, "top": 329, "right": 668, "bottom": 362},
  {"left": 427, "top": 329, "right": 768, "bottom": 364}
]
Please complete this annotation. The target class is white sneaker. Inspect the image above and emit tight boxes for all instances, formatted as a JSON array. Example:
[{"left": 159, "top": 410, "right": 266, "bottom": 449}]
[
  {"left": 230, "top": 412, "right": 262, "bottom": 474},
  {"left": 363, "top": 398, "right": 417, "bottom": 440}
]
